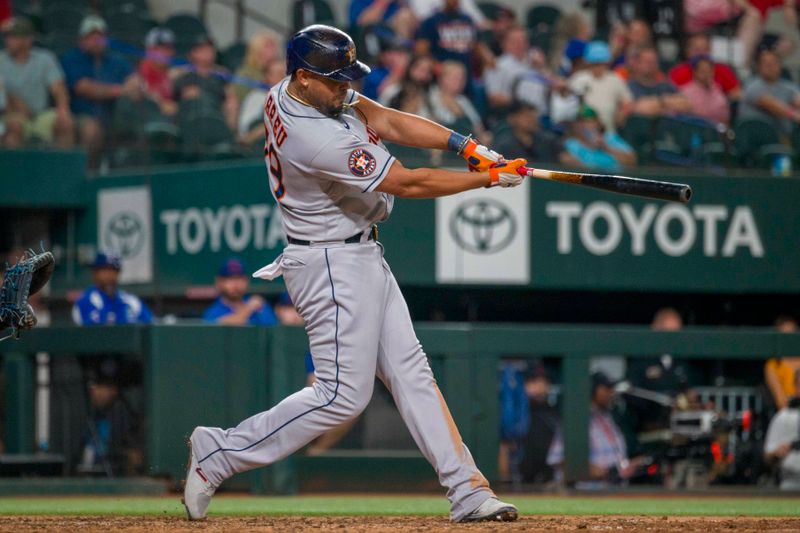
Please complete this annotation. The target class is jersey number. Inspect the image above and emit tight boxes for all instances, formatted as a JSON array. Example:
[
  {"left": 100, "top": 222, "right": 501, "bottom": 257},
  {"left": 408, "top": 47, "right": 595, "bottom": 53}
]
[{"left": 265, "top": 142, "right": 285, "bottom": 200}]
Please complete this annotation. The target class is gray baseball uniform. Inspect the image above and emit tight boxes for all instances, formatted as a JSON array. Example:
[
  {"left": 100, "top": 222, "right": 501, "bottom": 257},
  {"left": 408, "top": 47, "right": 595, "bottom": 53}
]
[{"left": 191, "top": 78, "right": 494, "bottom": 520}]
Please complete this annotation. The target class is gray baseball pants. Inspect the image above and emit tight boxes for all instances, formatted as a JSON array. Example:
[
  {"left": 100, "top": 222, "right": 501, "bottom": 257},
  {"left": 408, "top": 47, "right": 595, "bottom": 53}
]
[{"left": 192, "top": 240, "right": 494, "bottom": 520}]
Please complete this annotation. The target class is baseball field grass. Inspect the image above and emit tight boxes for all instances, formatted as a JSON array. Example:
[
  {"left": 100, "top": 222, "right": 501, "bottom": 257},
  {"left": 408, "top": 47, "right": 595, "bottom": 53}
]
[{"left": 1, "top": 494, "right": 800, "bottom": 531}]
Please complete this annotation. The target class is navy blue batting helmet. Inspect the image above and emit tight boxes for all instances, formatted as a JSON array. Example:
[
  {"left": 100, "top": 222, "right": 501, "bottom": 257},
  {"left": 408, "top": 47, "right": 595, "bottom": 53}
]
[{"left": 286, "top": 24, "right": 370, "bottom": 81}]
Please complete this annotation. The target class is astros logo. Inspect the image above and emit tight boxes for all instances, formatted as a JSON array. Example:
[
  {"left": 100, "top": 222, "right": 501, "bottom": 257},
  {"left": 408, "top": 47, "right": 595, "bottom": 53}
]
[{"left": 348, "top": 148, "right": 377, "bottom": 177}]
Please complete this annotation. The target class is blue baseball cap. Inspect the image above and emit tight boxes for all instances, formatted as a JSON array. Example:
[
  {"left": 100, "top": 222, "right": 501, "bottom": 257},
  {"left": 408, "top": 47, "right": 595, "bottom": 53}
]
[
  {"left": 565, "top": 39, "right": 587, "bottom": 61},
  {"left": 584, "top": 41, "right": 611, "bottom": 64},
  {"left": 218, "top": 257, "right": 247, "bottom": 277},
  {"left": 91, "top": 252, "right": 121, "bottom": 270}
]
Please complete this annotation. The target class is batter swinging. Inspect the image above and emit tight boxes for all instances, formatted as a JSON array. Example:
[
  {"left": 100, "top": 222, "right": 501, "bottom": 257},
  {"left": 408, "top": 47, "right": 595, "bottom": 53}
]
[{"left": 183, "top": 25, "right": 526, "bottom": 523}]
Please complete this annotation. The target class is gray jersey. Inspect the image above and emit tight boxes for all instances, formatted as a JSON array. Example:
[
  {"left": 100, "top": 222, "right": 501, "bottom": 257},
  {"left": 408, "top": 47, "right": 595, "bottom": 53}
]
[{"left": 264, "top": 77, "right": 396, "bottom": 241}]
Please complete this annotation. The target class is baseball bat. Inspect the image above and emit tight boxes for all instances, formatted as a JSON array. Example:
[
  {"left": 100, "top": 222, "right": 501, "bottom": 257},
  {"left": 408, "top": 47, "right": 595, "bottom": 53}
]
[{"left": 516, "top": 167, "right": 692, "bottom": 203}]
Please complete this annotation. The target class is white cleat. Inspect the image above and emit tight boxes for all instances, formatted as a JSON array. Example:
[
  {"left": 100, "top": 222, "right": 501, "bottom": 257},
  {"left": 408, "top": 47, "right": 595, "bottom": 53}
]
[
  {"left": 458, "top": 497, "right": 519, "bottom": 523},
  {"left": 181, "top": 427, "right": 217, "bottom": 521}
]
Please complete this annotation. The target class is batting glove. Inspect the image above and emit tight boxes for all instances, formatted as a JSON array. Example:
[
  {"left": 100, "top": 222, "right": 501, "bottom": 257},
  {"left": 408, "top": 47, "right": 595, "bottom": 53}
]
[
  {"left": 461, "top": 138, "right": 504, "bottom": 172},
  {"left": 487, "top": 158, "right": 527, "bottom": 188}
]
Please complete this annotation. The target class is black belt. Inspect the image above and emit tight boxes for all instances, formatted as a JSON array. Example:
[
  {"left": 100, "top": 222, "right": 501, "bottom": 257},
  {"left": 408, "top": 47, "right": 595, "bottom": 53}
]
[{"left": 287, "top": 225, "right": 378, "bottom": 246}]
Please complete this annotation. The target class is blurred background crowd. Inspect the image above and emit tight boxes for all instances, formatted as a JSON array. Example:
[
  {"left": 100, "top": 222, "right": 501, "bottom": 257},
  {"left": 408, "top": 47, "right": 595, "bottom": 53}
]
[{"left": 2, "top": 0, "right": 800, "bottom": 174}]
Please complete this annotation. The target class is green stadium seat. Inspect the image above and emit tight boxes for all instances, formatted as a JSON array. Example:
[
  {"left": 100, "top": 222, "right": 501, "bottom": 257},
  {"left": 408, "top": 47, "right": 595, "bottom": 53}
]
[
  {"left": 180, "top": 113, "right": 235, "bottom": 161},
  {"left": 292, "top": 0, "right": 336, "bottom": 33},
  {"left": 220, "top": 41, "right": 248, "bottom": 72},
  {"left": 111, "top": 97, "right": 164, "bottom": 142},
  {"left": 526, "top": 5, "right": 561, "bottom": 33},
  {"left": 477, "top": 1, "right": 504, "bottom": 20},
  {"left": 41, "top": 5, "right": 86, "bottom": 36},
  {"left": 106, "top": 12, "right": 156, "bottom": 48},
  {"left": 384, "top": 142, "right": 431, "bottom": 168},
  {"left": 734, "top": 118, "right": 792, "bottom": 169},
  {"left": 621, "top": 114, "right": 657, "bottom": 165},
  {"left": 144, "top": 122, "right": 182, "bottom": 165},
  {"left": 654, "top": 115, "right": 729, "bottom": 167},
  {"left": 165, "top": 13, "right": 209, "bottom": 56}
]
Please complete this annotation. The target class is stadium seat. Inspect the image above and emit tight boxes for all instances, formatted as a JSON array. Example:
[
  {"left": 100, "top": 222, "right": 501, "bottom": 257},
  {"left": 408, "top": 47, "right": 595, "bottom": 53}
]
[
  {"left": 384, "top": 142, "right": 432, "bottom": 168},
  {"left": 111, "top": 97, "right": 164, "bottom": 143},
  {"left": 41, "top": 5, "right": 86, "bottom": 36},
  {"left": 180, "top": 113, "right": 235, "bottom": 161},
  {"left": 477, "top": 1, "right": 504, "bottom": 20},
  {"left": 734, "top": 118, "right": 793, "bottom": 169},
  {"left": 653, "top": 115, "right": 728, "bottom": 168},
  {"left": 144, "top": 122, "right": 182, "bottom": 165},
  {"left": 165, "top": 13, "right": 209, "bottom": 56},
  {"left": 106, "top": 12, "right": 156, "bottom": 48},
  {"left": 220, "top": 41, "right": 248, "bottom": 72},
  {"left": 526, "top": 5, "right": 561, "bottom": 33},
  {"left": 103, "top": 0, "right": 151, "bottom": 19},
  {"left": 292, "top": 0, "right": 337, "bottom": 33},
  {"left": 621, "top": 115, "right": 657, "bottom": 165}
]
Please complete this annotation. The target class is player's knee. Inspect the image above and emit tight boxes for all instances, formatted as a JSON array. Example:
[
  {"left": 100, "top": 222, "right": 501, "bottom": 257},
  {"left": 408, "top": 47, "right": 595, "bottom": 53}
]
[{"left": 338, "top": 383, "right": 374, "bottom": 419}]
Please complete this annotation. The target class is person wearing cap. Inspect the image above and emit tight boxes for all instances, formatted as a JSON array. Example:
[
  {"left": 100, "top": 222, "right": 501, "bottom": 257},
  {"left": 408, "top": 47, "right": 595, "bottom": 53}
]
[
  {"left": 492, "top": 101, "right": 559, "bottom": 163},
  {"left": 0, "top": 17, "right": 74, "bottom": 148},
  {"left": 547, "top": 372, "right": 640, "bottom": 483},
  {"left": 173, "top": 33, "right": 239, "bottom": 131},
  {"left": 135, "top": 26, "right": 178, "bottom": 116},
  {"left": 567, "top": 41, "right": 633, "bottom": 133},
  {"left": 72, "top": 252, "right": 153, "bottom": 326},
  {"left": 60, "top": 15, "right": 135, "bottom": 167},
  {"left": 202, "top": 258, "right": 278, "bottom": 326},
  {"left": 627, "top": 47, "right": 692, "bottom": 118},
  {"left": 560, "top": 104, "right": 636, "bottom": 171},
  {"left": 519, "top": 364, "right": 558, "bottom": 484}
]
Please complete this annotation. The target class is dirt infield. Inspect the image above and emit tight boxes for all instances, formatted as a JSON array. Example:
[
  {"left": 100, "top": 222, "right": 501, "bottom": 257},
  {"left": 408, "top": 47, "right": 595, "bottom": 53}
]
[{"left": 3, "top": 516, "right": 800, "bottom": 532}]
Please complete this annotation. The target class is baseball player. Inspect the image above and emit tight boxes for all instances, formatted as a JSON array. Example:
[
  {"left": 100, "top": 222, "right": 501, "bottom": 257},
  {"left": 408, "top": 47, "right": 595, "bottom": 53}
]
[{"left": 184, "top": 25, "right": 526, "bottom": 523}]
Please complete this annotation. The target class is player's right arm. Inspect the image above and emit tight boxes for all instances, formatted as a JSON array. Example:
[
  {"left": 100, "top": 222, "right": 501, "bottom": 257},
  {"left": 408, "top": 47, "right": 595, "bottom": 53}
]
[{"left": 376, "top": 158, "right": 526, "bottom": 199}]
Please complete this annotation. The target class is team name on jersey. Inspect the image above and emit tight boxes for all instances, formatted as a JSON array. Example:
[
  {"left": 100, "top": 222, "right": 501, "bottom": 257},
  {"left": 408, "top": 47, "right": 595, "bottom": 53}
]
[
  {"left": 264, "top": 93, "right": 288, "bottom": 147},
  {"left": 366, "top": 125, "right": 380, "bottom": 146}
]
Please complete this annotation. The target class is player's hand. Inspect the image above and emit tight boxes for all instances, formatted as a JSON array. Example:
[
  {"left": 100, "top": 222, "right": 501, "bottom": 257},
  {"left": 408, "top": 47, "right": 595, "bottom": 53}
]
[
  {"left": 487, "top": 158, "right": 526, "bottom": 188},
  {"left": 461, "top": 138, "right": 503, "bottom": 172}
]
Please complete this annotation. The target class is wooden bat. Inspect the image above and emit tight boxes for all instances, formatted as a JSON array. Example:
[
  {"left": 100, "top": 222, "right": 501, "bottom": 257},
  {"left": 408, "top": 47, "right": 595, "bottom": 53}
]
[{"left": 516, "top": 167, "right": 692, "bottom": 203}]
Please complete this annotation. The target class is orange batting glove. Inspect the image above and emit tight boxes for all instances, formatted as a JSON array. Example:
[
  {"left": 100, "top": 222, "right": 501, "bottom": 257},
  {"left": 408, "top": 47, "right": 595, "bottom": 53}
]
[
  {"left": 487, "top": 158, "right": 527, "bottom": 188},
  {"left": 461, "top": 138, "right": 503, "bottom": 172}
]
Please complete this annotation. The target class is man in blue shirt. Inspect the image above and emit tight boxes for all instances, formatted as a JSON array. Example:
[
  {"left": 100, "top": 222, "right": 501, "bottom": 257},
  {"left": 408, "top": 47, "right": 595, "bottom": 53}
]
[
  {"left": 60, "top": 15, "right": 134, "bottom": 166},
  {"left": 203, "top": 258, "right": 277, "bottom": 326},
  {"left": 72, "top": 252, "right": 153, "bottom": 326}
]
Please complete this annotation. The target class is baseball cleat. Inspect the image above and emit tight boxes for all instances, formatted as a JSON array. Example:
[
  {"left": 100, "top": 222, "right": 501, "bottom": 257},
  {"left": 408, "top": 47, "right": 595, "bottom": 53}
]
[
  {"left": 458, "top": 497, "right": 518, "bottom": 522},
  {"left": 182, "top": 427, "right": 217, "bottom": 521}
]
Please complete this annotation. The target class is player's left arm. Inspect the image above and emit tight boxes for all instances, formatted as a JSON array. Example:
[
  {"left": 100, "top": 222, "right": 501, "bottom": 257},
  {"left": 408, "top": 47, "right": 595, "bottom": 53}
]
[{"left": 354, "top": 95, "right": 503, "bottom": 171}]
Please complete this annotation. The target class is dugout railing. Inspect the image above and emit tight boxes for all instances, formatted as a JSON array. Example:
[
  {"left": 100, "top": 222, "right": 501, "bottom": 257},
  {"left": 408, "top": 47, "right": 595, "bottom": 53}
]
[{"left": 2, "top": 324, "right": 799, "bottom": 493}]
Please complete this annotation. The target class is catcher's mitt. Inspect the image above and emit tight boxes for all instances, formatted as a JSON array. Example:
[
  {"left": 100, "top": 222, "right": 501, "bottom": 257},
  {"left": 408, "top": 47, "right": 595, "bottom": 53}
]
[{"left": 0, "top": 250, "right": 55, "bottom": 341}]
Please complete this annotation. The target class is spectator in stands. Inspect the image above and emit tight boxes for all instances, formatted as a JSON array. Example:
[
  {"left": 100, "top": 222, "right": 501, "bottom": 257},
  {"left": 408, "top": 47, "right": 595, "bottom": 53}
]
[
  {"left": 78, "top": 359, "right": 143, "bottom": 476},
  {"left": 414, "top": 0, "right": 494, "bottom": 92},
  {"left": 173, "top": 34, "right": 239, "bottom": 131},
  {"left": 428, "top": 60, "right": 490, "bottom": 142},
  {"left": 493, "top": 101, "right": 559, "bottom": 163},
  {"left": 481, "top": 4, "right": 516, "bottom": 57},
  {"left": 379, "top": 53, "right": 436, "bottom": 107},
  {"left": 627, "top": 47, "right": 692, "bottom": 117},
  {"left": 203, "top": 257, "right": 277, "bottom": 326},
  {"left": 238, "top": 58, "right": 285, "bottom": 147},
  {"left": 485, "top": 25, "right": 541, "bottom": 111},
  {"left": 559, "top": 104, "right": 636, "bottom": 171},
  {"left": 136, "top": 27, "right": 178, "bottom": 117},
  {"left": 669, "top": 34, "right": 741, "bottom": 100},
  {"left": 233, "top": 30, "right": 280, "bottom": 105},
  {"left": 763, "top": 369, "right": 800, "bottom": 489},
  {"left": 519, "top": 364, "right": 558, "bottom": 484},
  {"left": 739, "top": 48, "right": 800, "bottom": 139},
  {"left": 361, "top": 35, "right": 411, "bottom": 101},
  {"left": 628, "top": 308, "right": 690, "bottom": 397},
  {"left": 548, "top": 11, "right": 592, "bottom": 74},
  {"left": 61, "top": 15, "right": 136, "bottom": 168},
  {"left": 683, "top": 0, "right": 761, "bottom": 69},
  {"left": 610, "top": 18, "right": 653, "bottom": 74},
  {"left": 765, "top": 316, "right": 800, "bottom": 410},
  {"left": 547, "top": 372, "right": 640, "bottom": 483},
  {"left": 72, "top": 252, "right": 153, "bottom": 326},
  {"left": 0, "top": 17, "right": 74, "bottom": 148},
  {"left": 679, "top": 56, "right": 731, "bottom": 125},
  {"left": 568, "top": 41, "right": 633, "bottom": 132},
  {"left": 408, "top": 0, "right": 488, "bottom": 28},
  {"left": 349, "top": 0, "right": 418, "bottom": 40}
]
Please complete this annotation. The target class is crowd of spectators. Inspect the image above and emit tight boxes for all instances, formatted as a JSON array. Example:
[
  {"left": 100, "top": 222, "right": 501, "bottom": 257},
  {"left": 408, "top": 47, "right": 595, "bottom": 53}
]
[{"left": 2, "top": 1, "right": 800, "bottom": 173}]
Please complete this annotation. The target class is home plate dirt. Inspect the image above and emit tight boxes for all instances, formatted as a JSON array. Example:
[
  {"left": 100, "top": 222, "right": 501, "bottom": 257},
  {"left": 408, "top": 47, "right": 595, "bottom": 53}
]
[{"left": 2, "top": 516, "right": 800, "bottom": 532}]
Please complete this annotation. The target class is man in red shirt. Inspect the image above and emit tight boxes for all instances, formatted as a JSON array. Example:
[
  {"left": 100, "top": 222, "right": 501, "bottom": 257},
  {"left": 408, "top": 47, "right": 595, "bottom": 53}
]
[
  {"left": 137, "top": 27, "right": 177, "bottom": 116},
  {"left": 669, "top": 34, "right": 741, "bottom": 100}
]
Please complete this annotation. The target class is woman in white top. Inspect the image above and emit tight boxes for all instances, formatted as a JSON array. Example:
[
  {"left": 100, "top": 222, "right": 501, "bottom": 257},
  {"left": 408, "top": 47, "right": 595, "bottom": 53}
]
[{"left": 428, "top": 60, "right": 490, "bottom": 143}]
